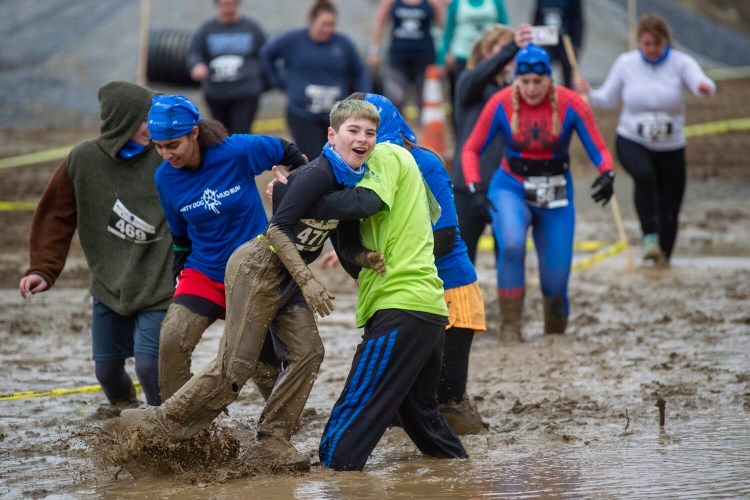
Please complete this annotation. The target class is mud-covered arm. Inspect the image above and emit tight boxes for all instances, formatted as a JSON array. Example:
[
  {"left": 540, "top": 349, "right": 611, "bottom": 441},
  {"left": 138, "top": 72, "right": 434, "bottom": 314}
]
[{"left": 24, "top": 160, "right": 78, "bottom": 289}]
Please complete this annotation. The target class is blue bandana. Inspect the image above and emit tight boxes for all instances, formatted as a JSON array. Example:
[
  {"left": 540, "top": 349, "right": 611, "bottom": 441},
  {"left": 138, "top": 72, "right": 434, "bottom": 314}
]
[
  {"left": 117, "top": 140, "right": 146, "bottom": 160},
  {"left": 514, "top": 44, "right": 552, "bottom": 77},
  {"left": 148, "top": 95, "right": 200, "bottom": 140},
  {"left": 639, "top": 44, "right": 671, "bottom": 66},
  {"left": 364, "top": 93, "right": 417, "bottom": 146},
  {"left": 321, "top": 142, "right": 367, "bottom": 188}
]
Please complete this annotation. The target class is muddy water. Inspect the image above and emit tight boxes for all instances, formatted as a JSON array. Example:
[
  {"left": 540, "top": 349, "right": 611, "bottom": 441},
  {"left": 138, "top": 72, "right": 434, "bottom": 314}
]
[{"left": 2, "top": 253, "right": 750, "bottom": 498}]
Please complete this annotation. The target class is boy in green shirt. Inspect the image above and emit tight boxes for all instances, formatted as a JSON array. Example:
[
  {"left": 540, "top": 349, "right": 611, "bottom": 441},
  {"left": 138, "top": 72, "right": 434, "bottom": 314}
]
[{"left": 316, "top": 140, "right": 468, "bottom": 471}]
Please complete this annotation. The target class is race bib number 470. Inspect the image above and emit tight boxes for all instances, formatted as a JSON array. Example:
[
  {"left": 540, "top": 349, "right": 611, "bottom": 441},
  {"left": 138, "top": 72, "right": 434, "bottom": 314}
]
[{"left": 107, "top": 199, "right": 160, "bottom": 244}]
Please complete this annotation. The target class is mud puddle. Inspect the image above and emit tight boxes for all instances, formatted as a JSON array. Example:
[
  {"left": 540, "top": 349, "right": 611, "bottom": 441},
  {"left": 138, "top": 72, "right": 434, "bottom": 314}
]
[{"left": 2, "top": 254, "right": 750, "bottom": 497}]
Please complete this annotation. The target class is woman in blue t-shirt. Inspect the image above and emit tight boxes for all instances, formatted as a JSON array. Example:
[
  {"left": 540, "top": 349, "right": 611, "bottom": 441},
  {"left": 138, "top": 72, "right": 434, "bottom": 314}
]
[
  {"left": 146, "top": 95, "right": 307, "bottom": 404},
  {"left": 260, "top": 0, "right": 369, "bottom": 160}
]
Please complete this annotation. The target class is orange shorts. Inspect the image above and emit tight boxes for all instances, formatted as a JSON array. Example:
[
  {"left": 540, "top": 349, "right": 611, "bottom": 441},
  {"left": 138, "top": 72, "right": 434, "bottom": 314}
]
[{"left": 444, "top": 281, "right": 486, "bottom": 332}]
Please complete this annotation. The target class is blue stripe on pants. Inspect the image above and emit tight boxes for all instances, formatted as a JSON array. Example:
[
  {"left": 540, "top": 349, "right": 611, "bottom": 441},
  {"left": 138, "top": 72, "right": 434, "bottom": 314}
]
[{"left": 321, "top": 329, "right": 398, "bottom": 467}]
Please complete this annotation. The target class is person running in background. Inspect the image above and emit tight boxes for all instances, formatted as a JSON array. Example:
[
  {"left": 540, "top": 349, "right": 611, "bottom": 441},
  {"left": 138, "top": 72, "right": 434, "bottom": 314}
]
[
  {"left": 575, "top": 13, "right": 715, "bottom": 266},
  {"left": 350, "top": 92, "right": 487, "bottom": 434},
  {"left": 452, "top": 23, "right": 532, "bottom": 263},
  {"left": 187, "top": 0, "right": 267, "bottom": 134},
  {"left": 260, "top": 0, "right": 369, "bottom": 159},
  {"left": 462, "top": 44, "right": 615, "bottom": 341},
  {"left": 146, "top": 95, "right": 306, "bottom": 403},
  {"left": 367, "top": 0, "right": 445, "bottom": 114},
  {"left": 532, "top": 0, "right": 584, "bottom": 88},
  {"left": 121, "top": 99, "right": 386, "bottom": 472},
  {"left": 439, "top": 0, "right": 508, "bottom": 127},
  {"left": 19, "top": 81, "right": 172, "bottom": 414}
]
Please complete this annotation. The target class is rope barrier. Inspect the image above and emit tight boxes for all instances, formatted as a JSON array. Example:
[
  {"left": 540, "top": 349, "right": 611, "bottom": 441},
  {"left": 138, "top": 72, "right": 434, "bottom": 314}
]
[{"left": 1, "top": 382, "right": 141, "bottom": 402}]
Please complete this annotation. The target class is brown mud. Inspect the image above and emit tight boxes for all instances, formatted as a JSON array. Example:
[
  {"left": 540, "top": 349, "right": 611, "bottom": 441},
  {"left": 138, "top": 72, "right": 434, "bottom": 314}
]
[{"left": 1, "top": 80, "right": 750, "bottom": 497}]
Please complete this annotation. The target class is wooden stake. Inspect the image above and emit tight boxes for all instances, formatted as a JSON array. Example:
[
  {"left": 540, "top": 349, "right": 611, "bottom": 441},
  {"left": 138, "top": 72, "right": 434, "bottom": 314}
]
[
  {"left": 562, "top": 34, "right": 635, "bottom": 270},
  {"left": 136, "top": 0, "right": 151, "bottom": 86}
]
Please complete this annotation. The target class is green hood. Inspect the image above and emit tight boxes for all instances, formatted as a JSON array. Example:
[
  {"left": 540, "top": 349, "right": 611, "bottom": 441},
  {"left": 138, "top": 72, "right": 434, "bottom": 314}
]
[{"left": 98, "top": 81, "right": 156, "bottom": 160}]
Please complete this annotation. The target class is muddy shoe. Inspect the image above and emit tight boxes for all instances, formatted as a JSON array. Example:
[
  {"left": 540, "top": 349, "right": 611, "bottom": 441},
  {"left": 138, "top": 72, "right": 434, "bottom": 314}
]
[
  {"left": 244, "top": 434, "right": 311, "bottom": 472},
  {"left": 120, "top": 406, "right": 179, "bottom": 439},
  {"left": 87, "top": 399, "right": 141, "bottom": 421},
  {"left": 440, "top": 399, "right": 486, "bottom": 435},
  {"left": 642, "top": 233, "right": 666, "bottom": 264}
]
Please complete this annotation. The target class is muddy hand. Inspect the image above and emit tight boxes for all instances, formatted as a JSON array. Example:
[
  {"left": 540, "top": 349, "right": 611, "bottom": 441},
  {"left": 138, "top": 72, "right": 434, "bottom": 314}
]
[
  {"left": 364, "top": 252, "right": 386, "bottom": 276},
  {"left": 301, "top": 278, "right": 335, "bottom": 317}
]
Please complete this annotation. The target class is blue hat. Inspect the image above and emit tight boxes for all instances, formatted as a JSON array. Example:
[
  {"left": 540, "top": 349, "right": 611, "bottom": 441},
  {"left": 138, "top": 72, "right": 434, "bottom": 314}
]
[
  {"left": 364, "top": 93, "right": 417, "bottom": 146},
  {"left": 514, "top": 44, "right": 552, "bottom": 77},
  {"left": 148, "top": 95, "right": 200, "bottom": 140}
]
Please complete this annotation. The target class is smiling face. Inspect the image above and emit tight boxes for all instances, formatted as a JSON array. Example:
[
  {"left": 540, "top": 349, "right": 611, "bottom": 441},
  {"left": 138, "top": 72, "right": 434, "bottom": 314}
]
[
  {"left": 152, "top": 126, "right": 201, "bottom": 169},
  {"left": 517, "top": 74, "right": 552, "bottom": 106},
  {"left": 129, "top": 121, "right": 151, "bottom": 147},
  {"left": 327, "top": 117, "right": 378, "bottom": 169}
]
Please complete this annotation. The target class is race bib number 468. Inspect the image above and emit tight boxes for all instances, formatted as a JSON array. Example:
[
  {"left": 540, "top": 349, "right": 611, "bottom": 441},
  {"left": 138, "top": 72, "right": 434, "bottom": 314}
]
[{"left": 107, "top": 199, "right": 160, "bottom": 244}]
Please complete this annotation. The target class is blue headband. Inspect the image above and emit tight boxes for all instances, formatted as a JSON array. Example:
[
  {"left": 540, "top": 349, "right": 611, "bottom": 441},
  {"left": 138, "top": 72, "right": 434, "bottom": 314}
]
[
  {"left": 148, "top": 95, "right": 200, "bottom": 140},
  {"left": 514, "top": 44, "right": 552, "bottom": 77},
  {"left": 364, "top": 93, "right": 417, "bottom": 146}
]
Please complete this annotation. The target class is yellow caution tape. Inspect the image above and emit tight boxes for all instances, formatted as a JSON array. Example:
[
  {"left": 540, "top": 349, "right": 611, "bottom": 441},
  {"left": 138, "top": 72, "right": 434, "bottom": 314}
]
[
  {"left": 0, "top": 144, "right": 75, "bottom": 170},
  {"left": 0, "top": 201, "right": 36, "bottom": 211},
  {"left": 0, "top": 382, "right": 141, "bottom": 402},
  {"left": 684, "top": 117, "right": 750, "bottom": 138},
  {"left": 478, "top": 234, "right": 613, "bottom": 253},
  {"left": 571, "top": 241, "right": 626, "bottom": 271}
]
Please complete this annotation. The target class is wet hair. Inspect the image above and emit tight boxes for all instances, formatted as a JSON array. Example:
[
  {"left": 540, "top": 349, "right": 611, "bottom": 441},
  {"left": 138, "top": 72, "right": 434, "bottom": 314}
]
[
  {"left": 510, "top": 81, "right": 560, "bottom": 136},
  {"left": 196, "top": 119, "right": 228, "bottom": 147},
  {"left": 309, "top": 0, "right": 337, "bottom": 23},
  {"left": 637, "top": 13, "right": 672, "bottom": 46},
  {"left": 467, "top": 24, "right": 515, "bottom": 69},
  {"left": 329, "top": 99, "right": 380, "bottom": 131}
]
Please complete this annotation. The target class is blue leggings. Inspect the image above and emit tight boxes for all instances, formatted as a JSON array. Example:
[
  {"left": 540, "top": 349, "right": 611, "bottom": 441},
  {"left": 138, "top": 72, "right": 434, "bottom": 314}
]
[{"left": 488, "top": 169, "right": 575, "bottom": 315}]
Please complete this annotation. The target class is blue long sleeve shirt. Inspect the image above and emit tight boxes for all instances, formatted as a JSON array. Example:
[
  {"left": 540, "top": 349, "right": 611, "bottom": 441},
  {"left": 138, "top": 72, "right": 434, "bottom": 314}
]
[{"left": 260, "top": 28, "right": 369, "bottom": 120}]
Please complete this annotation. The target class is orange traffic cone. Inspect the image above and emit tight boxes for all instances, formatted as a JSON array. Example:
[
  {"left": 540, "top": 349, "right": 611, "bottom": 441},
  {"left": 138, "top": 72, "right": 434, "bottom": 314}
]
[{"left": 419, "top": 64, "right": 447, "bottom": 159}]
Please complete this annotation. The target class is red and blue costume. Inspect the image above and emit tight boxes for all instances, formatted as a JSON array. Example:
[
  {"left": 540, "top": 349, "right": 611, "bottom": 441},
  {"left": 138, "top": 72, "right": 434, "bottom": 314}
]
[{"left": 462, "top": 83, "right": 613, "bottom": 326}]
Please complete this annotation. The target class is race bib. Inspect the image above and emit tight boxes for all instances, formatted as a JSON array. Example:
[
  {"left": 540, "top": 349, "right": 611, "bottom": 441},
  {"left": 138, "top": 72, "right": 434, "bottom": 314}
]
[
  {"left": 292, "top": 219, "right": 339, "bottom": 252},
  {"left": 636, "top": 112, "right": 673, "bottom": 141},
  {"left": 210, "top": 55, "right": 243, "bottom": 82},
  {"left": 305, "top": 85, "right": 340, "bottom": 114},
  {"left": 524, "top": 175, "right": 568, "bottom": 209},
  {"left": 107, "top": 199, "right": 160, "bottom": 244}
]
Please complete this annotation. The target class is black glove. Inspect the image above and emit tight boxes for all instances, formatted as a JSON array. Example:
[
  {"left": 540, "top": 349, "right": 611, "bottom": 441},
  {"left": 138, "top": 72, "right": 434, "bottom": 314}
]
[
  {"left": 468, "top": 183, "right": 493, "bottom": 223},
  {"left": 591, "top": 170, "right": 615, "bottom": 206}
]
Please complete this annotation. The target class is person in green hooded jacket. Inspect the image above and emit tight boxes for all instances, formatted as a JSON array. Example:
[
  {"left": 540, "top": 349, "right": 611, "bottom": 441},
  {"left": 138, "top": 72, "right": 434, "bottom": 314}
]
[{"left": 19, "top": 81, "right": 174, "bottom": 415}]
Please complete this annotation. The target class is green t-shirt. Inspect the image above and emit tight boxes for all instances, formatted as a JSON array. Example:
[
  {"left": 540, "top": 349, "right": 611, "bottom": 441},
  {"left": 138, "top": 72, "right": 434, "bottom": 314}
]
[{"left": 354, "top": 143, "right": 448, "bottom": 327}]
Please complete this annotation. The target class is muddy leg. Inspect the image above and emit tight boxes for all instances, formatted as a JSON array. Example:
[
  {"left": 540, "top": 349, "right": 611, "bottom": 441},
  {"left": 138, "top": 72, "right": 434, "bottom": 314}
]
[
  {"left": 257, "top": 303, "right": 324, "bottom": 440},
  {"left": 499, "top": 295, "right": 524, "bottom": 342},
  {"left": 158, "top": 303, "right": 212, "bottom": 401},
  {"left": 122, "top": 241, "right": 282, "bottom": 440},
  {"left": 543, "top": 296, "right": 568, "bottom": 334}
]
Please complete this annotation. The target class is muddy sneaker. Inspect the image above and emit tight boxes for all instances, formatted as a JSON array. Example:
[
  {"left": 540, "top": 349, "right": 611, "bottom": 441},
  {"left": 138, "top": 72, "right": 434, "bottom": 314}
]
[
  {"left": 87, "top": 398, "right": 141, "bottom": 421},
  {"left": 439, "top": 399, "right": 486, "bottom": 435},
  {"left": 642, "top": 233, "right": 666, "bottom": 264},
  {"left": 243, "top": 434, "right": 311, "bottom": 472},
  {"left": 120, "top": 406, "right": 180, "bottom": 439}
]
